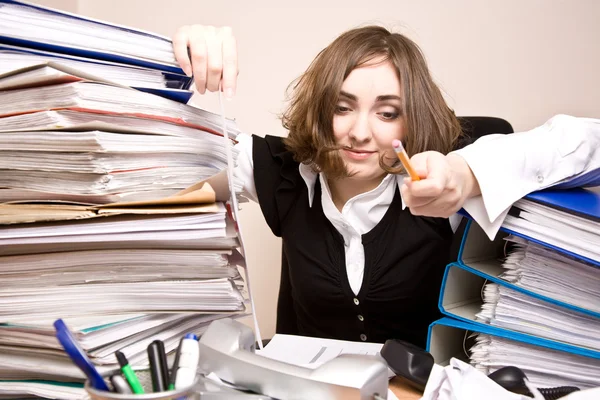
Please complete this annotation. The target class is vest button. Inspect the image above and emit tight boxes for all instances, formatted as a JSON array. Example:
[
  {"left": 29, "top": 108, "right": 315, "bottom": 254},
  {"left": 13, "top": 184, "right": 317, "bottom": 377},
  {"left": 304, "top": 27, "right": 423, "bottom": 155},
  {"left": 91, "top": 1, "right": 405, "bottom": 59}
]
[
  {"left": 353, "top": 298, "right": 360, "bottom": 306},
  {"left": 357, "top": 315, "right": 364, "bottom": 322},
  {"left": 360, "top": 334, "right": 367, "bottom": 341}
]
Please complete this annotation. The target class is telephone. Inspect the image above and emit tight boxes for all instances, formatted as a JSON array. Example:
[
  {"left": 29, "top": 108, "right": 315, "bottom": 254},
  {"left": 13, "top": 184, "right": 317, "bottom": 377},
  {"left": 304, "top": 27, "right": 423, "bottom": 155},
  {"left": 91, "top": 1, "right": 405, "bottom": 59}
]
[{"left": 198, "top": 318, "right": 389, "bottom": 400}]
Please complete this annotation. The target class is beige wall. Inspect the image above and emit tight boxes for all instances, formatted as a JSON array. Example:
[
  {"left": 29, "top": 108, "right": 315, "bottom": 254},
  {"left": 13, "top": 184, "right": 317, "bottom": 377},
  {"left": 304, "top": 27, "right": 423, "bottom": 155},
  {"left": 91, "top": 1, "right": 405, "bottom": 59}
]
[{"left": 35, "top": 0, "right": 600, "bottom": 339}]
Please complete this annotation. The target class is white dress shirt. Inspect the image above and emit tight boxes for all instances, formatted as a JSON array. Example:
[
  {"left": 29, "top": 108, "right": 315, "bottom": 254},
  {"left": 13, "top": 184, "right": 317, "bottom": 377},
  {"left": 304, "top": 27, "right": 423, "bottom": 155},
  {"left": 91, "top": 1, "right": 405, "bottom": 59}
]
[{"left": 234, "top": 114, "right": 600, "bottom": 295}]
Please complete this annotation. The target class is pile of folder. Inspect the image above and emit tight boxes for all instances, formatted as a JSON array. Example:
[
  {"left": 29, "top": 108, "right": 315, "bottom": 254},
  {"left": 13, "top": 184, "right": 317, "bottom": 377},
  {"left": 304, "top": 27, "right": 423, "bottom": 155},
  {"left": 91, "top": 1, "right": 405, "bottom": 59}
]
[
  {"left": 427, "top": 188, "right": 600, "bottom": 390},
  {"left": 0, "top": 1, "right": 250, "bottom": 399}
]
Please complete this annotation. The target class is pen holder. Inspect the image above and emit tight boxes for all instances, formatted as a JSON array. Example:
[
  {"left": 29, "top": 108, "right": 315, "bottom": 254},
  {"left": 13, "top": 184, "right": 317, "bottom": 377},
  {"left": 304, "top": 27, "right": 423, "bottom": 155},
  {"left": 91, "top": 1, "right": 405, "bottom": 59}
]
[{"left": 84, "top": 368, "right": 200, "bottom": 400}]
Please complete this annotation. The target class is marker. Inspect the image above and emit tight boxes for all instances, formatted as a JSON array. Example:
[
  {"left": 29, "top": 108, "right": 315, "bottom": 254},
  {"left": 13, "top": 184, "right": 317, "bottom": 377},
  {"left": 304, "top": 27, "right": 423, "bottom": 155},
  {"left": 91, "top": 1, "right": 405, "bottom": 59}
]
[
  {"left": 110, "top": 374, "right": 133, "bottom": 394},
  {"left": 174, "top": 333, "right": 199, "bottom": 389},
  {"left": 148, "top": 340, "right": 169, "bottom": 392},
  {"left": 392, "top": 139, "right": 420, "bottom": 181},
  {"left": 168, "top": 338, "right": 184, "bottom": 390},
  {"left": 115, "top": 350, "right": 144, "bottom": 394}
]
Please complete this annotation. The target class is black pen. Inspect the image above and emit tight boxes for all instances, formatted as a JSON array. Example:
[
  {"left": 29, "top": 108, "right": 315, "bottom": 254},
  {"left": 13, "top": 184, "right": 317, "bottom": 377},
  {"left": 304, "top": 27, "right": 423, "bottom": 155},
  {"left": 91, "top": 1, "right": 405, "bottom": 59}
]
[
  {"left": 147, "top": 339, "right": 169, "bottom": 392},
  {"left": 168, "top": 337, "right": 184, "bottom": 390}
]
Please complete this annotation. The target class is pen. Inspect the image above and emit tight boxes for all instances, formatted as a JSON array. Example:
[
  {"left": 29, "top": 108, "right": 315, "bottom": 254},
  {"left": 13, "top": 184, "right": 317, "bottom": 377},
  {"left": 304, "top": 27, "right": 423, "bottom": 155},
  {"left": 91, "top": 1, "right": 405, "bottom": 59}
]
[
  {"left": 110, "top": 374, "right": 133, "bottom": 394},
  {"left": 168, "top": 337, "right": 184, "bottom": 390},
  {"left": 53, "top": 319, "right": 110, "bottom": 392},
  {"left": 148, "top": 339, "right": 169, "bottom": 392},
  {"left": 174, "top": 333, "right": 199, "bottom": 389},
  {"left": 115, "top": 350, "right": 144, "bottom": 394},
  {"left": 392, "top": 139, "right": 420, "bottom": 181}
]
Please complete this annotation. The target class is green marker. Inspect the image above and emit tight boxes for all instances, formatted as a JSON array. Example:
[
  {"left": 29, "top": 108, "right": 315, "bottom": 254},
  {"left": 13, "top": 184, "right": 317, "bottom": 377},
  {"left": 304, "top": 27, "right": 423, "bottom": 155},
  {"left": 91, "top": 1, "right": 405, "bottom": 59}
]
[{"left": 115, "top": 350, "right": 144, "bottom": 394}]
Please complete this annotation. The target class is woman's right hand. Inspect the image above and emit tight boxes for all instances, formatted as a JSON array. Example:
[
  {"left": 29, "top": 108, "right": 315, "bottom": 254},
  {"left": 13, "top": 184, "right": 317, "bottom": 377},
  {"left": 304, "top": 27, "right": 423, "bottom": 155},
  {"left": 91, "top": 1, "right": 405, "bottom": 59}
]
[{"left": 172, "top": 25, "right": 238, "bottom": 98}]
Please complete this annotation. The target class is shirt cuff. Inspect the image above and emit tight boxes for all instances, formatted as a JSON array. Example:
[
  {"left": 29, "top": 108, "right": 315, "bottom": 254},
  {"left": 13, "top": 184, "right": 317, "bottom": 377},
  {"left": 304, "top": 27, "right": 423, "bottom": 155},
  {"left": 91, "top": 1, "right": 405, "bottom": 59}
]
[
  {"left": 234, "top": 133, "right": 258, "bottom": 202},
  {"left": 452, "top": 114, "right": 600, "bottom": 240}
]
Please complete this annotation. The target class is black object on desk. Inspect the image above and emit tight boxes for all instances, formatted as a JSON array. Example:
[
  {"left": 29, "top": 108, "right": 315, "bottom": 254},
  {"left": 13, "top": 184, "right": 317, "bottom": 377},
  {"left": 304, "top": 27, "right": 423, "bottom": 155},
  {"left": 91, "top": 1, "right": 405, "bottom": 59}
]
[
  {"left": 381, "top": 338, "right": 434, "bottom": 391},
  {"left": 148, "top": 340, "right": 169, "bottom": 392},
  {"left": 489, "top": 367, "right": 580, "bottom": 400}
]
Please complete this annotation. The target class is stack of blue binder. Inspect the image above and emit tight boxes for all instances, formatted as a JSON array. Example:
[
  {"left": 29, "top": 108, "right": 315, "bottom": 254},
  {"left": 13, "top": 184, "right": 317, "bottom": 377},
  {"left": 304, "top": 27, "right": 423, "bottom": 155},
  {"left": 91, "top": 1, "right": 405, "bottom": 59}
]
[{"left": 427, "top": 188, "right": 600, "bottom": 390}]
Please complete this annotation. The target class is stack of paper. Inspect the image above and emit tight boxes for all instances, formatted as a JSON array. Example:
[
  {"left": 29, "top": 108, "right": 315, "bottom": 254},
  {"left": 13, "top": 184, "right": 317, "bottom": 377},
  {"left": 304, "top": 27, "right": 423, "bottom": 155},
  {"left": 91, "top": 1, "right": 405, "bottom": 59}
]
[
  {"left": 477, "top": 283, "right": 600, "bottom": 350},
  {"left": 0, "top": 2, "right": 251, "bottom": 399},
  {"left": 470, "top": 334, "right": 600, "bottom": 389},
  {"left": 500, "top": 235, "right": 600, "bottom": 313},
  {"left": 465, "top": 189, "right": 600, "bottom": 390},
  {"left": 503, "top": 197, "right": 599, "bottom": 263}
]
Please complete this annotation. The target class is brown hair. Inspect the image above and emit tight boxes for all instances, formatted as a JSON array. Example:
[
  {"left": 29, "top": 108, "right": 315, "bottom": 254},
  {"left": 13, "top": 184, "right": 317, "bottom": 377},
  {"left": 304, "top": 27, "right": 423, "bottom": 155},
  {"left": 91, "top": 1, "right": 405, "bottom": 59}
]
[{"left": 282, "top": 25, "right": 462, "bottom": 178}]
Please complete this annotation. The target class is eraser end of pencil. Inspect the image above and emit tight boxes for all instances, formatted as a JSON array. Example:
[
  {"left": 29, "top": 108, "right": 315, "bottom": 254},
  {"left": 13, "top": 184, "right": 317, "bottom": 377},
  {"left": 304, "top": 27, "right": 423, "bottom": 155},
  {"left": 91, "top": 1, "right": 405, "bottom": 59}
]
[{"left": 392, "top": 139, "right": 402, "bottom": 150}]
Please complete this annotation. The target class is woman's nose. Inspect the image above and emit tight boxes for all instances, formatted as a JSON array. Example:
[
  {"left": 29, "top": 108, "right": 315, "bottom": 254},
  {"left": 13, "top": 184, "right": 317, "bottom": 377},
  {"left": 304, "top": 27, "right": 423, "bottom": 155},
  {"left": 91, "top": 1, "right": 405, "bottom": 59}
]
[{"left": 348, "top": 113, "right": 372, "bottom": 143}]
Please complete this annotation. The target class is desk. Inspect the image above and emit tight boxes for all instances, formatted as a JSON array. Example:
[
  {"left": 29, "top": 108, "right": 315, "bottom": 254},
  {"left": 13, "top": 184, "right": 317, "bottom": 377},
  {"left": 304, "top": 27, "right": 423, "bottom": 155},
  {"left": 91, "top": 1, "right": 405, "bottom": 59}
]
[{"left": 389, "top": 377, "right": 422, "bottom": 399}]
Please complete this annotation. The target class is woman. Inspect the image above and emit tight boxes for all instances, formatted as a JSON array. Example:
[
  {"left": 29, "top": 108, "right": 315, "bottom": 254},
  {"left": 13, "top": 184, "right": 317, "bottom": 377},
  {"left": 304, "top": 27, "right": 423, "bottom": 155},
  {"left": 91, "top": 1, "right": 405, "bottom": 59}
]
[{"left": 173, "top": 25, "right": 600, "bottom": 346}]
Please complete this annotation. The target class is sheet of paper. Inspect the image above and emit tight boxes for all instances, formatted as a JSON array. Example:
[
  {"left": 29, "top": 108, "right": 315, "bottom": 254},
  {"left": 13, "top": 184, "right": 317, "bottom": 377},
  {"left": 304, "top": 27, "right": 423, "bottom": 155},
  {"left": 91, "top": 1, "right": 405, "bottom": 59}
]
[
  {"left": 257, "top": 333, "right": 384, "bottom": 367},
  {"left": 421, "top": 358, "right": 537, "bottom": 400}
]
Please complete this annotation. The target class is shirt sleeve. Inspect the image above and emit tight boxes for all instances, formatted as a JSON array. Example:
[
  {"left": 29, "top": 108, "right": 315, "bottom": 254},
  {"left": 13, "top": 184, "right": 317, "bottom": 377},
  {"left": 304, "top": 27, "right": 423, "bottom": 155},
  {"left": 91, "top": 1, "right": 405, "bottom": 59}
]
[
  {"left": 233, "top": 133, "right": 258, "bottom": 202},
  {"left": 452, "top": 114, "right": 600, "bottom": 240}
]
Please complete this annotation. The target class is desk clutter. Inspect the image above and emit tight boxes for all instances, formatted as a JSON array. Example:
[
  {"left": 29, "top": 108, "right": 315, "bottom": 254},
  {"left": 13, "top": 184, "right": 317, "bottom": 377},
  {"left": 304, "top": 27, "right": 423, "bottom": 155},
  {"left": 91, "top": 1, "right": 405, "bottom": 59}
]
[
  {"left": 427, "top": 188, "right": 600, "bottom": 393},
  {"left": 0, "top": 1, "right": 252, "bottom": 398},
  {"left": 53, "top": 317, "right": 389, "bottom": 400}
]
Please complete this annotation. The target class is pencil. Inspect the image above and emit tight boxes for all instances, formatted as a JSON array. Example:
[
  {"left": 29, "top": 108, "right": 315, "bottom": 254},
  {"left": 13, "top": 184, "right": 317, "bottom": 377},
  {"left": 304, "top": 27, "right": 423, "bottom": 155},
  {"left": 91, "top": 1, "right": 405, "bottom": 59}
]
[{"left": 392, "top": 139, "right": 420, "bottom": 181}]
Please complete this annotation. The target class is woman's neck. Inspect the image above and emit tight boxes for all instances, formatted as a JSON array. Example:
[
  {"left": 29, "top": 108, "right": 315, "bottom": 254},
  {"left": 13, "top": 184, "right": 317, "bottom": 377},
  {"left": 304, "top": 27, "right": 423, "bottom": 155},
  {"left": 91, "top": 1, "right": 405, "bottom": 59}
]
[{"left": 327, "top": 175, "right": 386, "bottom": 212}]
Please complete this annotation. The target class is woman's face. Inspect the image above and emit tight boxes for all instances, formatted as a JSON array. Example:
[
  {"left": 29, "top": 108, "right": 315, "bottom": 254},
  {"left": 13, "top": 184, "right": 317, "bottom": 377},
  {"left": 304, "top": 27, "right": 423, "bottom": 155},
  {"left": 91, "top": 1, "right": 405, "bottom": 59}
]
[{"left": 332, "top": 58, "right": 405, "bottom": 182}]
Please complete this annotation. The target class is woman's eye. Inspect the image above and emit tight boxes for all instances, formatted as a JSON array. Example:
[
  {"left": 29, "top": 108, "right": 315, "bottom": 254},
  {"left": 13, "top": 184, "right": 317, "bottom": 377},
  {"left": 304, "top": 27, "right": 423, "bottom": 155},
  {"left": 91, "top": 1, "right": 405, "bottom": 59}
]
[
  {"left": 335, "top": 105, "right": 351, "bottom": 114},
  {"left": 379, "top": 111, "right": 399, "bottom": 120}
]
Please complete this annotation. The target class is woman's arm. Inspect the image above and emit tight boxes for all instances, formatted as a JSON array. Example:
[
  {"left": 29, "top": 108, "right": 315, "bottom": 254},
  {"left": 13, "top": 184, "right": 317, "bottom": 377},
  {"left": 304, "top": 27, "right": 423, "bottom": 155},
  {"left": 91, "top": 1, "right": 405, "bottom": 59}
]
[
  {"left": 173, "top": 25, "right": 260, "bottom": 201},
  {"left": 402, "top": 115, "right": 600, "bottom": 239}
]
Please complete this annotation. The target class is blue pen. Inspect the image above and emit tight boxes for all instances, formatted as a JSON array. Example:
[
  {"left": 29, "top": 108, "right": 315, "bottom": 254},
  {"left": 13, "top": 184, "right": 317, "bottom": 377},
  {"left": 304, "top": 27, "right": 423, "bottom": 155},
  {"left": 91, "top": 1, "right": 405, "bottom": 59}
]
[{"left": 54, "top": 319, "right": 110, "bottom": 392}]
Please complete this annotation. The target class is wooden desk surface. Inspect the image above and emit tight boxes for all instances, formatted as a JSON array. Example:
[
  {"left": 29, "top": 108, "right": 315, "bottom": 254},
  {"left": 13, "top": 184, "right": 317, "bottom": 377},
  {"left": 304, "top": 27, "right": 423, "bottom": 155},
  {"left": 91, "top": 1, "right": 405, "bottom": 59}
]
[{"left": 389, "top": 376, "right": 422, "bottom": 399}]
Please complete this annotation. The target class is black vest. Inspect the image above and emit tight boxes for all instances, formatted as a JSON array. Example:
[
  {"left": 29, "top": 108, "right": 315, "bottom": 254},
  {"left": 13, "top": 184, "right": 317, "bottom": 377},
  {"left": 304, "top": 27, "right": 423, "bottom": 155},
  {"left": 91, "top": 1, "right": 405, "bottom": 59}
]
[{"left": 253, "top": 135, "right": 453, "bottom": 347}]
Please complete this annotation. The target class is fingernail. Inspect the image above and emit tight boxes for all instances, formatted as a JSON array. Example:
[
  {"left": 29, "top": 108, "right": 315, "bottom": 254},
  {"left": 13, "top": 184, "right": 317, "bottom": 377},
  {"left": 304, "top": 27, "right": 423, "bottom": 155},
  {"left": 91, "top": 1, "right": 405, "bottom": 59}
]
[
  {"left": 184, "top": 66, "right": 193, "bottom": 77},
  {"left": 225, "top": 88, "right": 234, "bottom": 100}
]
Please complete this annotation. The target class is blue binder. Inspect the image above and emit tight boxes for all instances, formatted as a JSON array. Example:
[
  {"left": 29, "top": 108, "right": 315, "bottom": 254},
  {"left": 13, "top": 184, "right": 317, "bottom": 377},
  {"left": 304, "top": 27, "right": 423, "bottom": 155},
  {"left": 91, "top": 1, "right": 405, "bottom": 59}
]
[
  {"left": 0, "top": 0, "right": 188, "bottom": 76},
  {"left": 440, "top": 259, "right": 600, "bottom": 318},
  {"left": 438, "top": 260, "right": 600, "bottom": 356},
  {"left": 458, "top": 189, "right": 600, "bottom": 269},
  {"left": 526, "top": 188, "right": 600, "bottom": 222},
  {"left": 435, "top": 188, "right": 600, "bottom": 364},
  {"left": 426, "top": 317, "right": 600, "bottom": 364},
  {"left": 0, "top": 43, "right": 192, "bottom": 90},
  {"left": 135, "top": 87, "right": 193, "bottom": 103}
]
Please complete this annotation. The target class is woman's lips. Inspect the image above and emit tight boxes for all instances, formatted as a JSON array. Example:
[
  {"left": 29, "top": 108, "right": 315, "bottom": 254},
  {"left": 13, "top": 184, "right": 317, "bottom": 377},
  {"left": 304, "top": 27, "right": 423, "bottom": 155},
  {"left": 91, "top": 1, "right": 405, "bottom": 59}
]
[{"left": 342, "top": 148, "right": 376, "bottom": 161}]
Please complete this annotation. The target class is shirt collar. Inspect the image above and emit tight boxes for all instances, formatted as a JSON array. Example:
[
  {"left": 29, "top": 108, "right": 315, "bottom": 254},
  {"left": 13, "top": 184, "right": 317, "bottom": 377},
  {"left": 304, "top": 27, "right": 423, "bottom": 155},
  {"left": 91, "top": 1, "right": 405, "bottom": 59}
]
[{"left": 298, "top": 163, "right": 407, "bottom": 210}]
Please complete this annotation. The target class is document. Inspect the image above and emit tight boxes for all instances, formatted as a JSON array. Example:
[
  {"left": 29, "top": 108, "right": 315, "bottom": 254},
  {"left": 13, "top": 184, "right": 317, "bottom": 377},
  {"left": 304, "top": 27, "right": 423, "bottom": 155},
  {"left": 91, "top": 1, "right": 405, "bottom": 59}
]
[
  {"left": 477, "top": 283, "right": 600, "bottom": 351},
  {"left": 500, "top": 235, "right": 600, "bottom": 313},
  {"left": 0, "top": 79, "right": 240, "bottom": 137},
  {"left": 504, "top": 199, "right": 599, "bottom": 262},
  {"left": 257, "top": 333, "right": 391, "bottom": 374},
  {"left": 470, "top": 333, "right": 600, "bottom": 390}
]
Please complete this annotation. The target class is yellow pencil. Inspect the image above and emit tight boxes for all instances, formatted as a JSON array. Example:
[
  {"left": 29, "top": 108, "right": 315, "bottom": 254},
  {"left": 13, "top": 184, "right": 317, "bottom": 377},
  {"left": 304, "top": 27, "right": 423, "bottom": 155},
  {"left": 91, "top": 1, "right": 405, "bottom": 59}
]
[{"left": 392, "top": 139, "right": 420, "bottom": 181}]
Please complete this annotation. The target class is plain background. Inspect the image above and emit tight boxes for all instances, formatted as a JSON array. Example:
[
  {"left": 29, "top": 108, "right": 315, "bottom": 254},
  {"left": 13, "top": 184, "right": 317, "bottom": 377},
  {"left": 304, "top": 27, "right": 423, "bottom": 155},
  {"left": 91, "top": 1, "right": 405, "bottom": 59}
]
[{"left": 33, "top": 0, "right": 600, "bottom": 339}]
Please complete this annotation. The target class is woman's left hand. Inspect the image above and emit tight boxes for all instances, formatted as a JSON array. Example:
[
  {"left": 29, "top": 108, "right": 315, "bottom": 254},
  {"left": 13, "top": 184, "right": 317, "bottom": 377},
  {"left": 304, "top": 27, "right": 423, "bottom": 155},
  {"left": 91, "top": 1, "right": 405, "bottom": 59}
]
[{"left": 400, "top": 151, "right": 481, "bottom": 218}]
